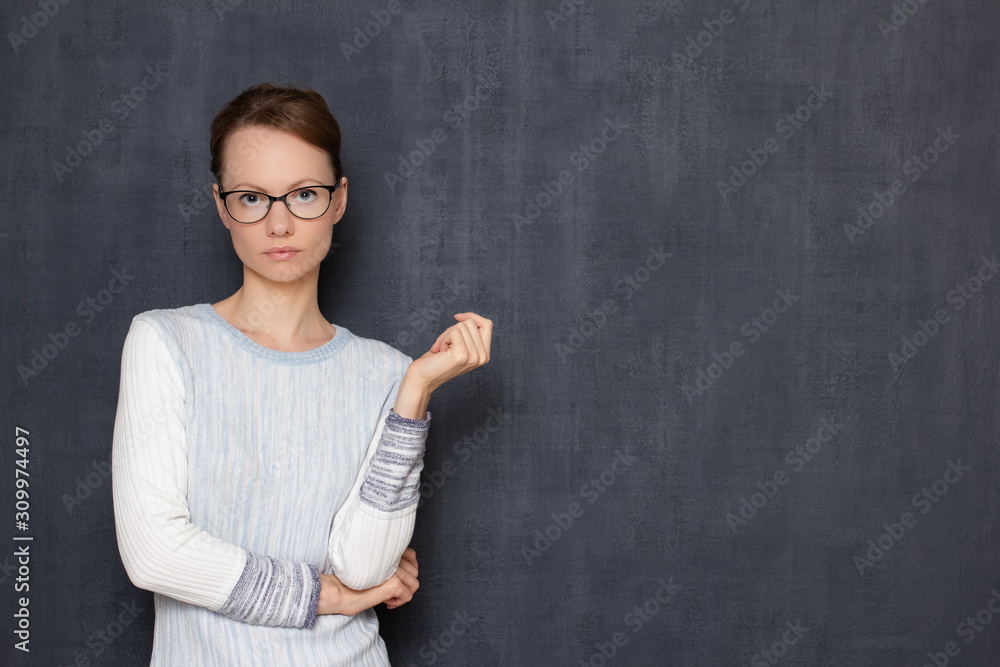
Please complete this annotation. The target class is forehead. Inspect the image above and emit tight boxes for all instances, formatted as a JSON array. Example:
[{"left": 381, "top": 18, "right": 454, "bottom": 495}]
[{"left": 222, "top": 126, "right": 332, "bottom": 184}]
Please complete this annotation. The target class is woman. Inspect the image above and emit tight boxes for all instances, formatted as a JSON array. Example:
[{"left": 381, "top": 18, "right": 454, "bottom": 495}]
[{"left": 111, "top": 82, "right": 492, "bottom": 665}]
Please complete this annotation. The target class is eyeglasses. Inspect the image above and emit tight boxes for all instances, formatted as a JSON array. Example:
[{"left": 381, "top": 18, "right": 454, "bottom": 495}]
[{"left": 217, "top": 182, "right": 341, "bottom": 224}]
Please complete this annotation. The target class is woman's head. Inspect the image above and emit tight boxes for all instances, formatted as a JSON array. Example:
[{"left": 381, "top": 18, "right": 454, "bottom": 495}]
[
  {"left": 209, "top": 83, "right": 347, "bottom": 283},
  {"left": 210, "top": 82, "right": 344, "bottom": 187}
]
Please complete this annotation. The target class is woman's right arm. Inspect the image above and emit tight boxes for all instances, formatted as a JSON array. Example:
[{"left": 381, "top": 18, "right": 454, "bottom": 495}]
[{"left": 112, "top": 317, "right": 324, "bottom": 627}]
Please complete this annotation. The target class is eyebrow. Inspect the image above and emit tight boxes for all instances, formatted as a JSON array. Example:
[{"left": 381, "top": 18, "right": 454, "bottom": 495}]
[{"left": 227, "top": 178, "right": 326, "bottom": 192}]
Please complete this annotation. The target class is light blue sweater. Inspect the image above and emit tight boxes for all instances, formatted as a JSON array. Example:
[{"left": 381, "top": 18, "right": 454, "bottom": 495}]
[{"left": 112, "top": 303, "right": 431, "bottom": 666}]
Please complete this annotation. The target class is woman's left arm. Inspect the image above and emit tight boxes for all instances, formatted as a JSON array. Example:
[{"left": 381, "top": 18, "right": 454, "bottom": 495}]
[
  {"left": 327, "top": 312, "right": 492, "bottom": 592},
  {"left": 326, "top": 373, "right": 431, "bottom": 591}
]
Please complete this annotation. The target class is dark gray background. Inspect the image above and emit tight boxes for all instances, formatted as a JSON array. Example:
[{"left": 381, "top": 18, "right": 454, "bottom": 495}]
[{"left": 3, "top": 1, "right": 999, "bottom": 665}]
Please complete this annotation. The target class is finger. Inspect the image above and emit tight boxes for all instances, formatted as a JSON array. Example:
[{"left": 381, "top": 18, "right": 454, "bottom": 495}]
[
  {"left": 455, "top": 322, "right": 479, "bottom": 366},
  {"left": 401, "top": 552, "right": 418, "bottom": 574},
  {"left": 454, "top": 313, "right": 492, "bottom": 360},
  {"left": 385, "top": 594, "right": 412, "bottom": 610},
  {"left": 457, "top": 318, "right": 487, "bottom": 365},
  {"left": 394, "top": 560, "right": 419, "bottom": 587},
  {"left": 437, "top": 322, "right": 472, "bottom": 362},
  {"left": 454, "top": 312, "right": 490, "bottom": 327},
  {"left": 374, "top": 577, "right": 410, "bottom": 607},
  {"left": 387, "top": 575, "right": 416, "bottom": 603},
  {"left": 430, "top": 323, "right": 458, "bottom": 354},
  {"left": 403, "top": 549, "right": 420, "bottom": 570},
  {"left": 394, "top": 568, "right": 419, "bottom": 596},
  {"left": 395, "top": 558, "right": 417, "bottom": 579}
]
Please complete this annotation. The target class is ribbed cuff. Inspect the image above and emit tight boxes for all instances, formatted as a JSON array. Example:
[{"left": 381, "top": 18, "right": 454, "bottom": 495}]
[
  {"left": 359, "top": 410, "right": 431, "bottom": 512},
  {"left": 217, "top": 552, "right": 318, "bottom": 628},
  {"left": 387, "top": 408, "right": 431, "bottom": 427},
  {"left": 303, "top": 565, "right": 320, "bottom": 628}
]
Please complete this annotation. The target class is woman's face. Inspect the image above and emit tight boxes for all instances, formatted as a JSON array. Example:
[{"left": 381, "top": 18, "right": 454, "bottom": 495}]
[{"left": 212, "top": 125, "right": 346, "bottom": 283}]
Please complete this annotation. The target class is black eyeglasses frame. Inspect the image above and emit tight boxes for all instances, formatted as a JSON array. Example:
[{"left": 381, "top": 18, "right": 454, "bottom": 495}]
[{"left": 216, "top": 181, "right": 342, "bottom": 224}]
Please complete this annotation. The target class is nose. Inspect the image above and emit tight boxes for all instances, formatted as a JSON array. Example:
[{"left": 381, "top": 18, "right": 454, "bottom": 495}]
[{"left": 264, "top": 199, "right": 295, "bottom": 234}]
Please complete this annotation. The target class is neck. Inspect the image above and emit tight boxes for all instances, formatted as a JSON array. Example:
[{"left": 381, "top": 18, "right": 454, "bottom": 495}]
[{"left": 216, "top": 266, "right": 333, "bottom": 348}]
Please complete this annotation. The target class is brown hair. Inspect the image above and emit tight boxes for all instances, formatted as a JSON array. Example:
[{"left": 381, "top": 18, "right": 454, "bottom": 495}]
[{"left": 209, "top": 82, "right": 344, "bottom": 188}]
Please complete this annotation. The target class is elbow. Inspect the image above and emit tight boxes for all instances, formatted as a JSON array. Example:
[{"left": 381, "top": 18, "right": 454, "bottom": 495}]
[
  {"left": 115, "top": 520, "right": 176, "bottom": 596},
  {"left": 121, "top": 557, "right": 158, "bottom": 594},
  {"left": 334, "top": 562, "right": 395, "bottom": 591},
  {"left": 118, "top": 542, "right": 162, "bottom": 594}
]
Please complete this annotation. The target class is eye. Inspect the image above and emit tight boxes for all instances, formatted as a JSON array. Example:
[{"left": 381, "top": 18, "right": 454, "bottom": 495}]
[
  {"left": 238, "top": 192, "right": 265, "bottom": 206},
  {"left": 293, "top": 188, "right": 317, "bottom": 202}
]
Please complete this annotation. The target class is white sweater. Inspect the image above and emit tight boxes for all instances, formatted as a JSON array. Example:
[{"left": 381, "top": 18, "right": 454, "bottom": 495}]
[{"left": 111, "top": 303, "right": 430, "bottom": 665}]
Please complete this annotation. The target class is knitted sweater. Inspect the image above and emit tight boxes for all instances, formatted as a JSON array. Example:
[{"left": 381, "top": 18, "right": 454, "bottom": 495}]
[{"left": 111, "top": 303, "right": 431, "bottom": 666}]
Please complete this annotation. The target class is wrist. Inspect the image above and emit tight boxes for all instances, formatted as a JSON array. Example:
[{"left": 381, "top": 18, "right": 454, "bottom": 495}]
[
  {"left": 317, "top": 574, "right": 341, "bottom": 616},
  {"left": 393, "top": 374, "right": 433, "bottom": 420}
]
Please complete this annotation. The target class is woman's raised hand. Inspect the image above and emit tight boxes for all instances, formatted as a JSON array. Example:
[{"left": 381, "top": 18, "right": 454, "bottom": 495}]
[
  {"left": 406, "top": 313, "right": 493, "bottom": 392},
  {"left": 317, "top": 548, "right": 420, "bottom": 616}
]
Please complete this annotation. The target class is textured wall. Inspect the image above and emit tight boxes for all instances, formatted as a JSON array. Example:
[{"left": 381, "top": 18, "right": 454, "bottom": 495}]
[{"left": 3, "top": 1, "right": 1000, "bottom": 665}]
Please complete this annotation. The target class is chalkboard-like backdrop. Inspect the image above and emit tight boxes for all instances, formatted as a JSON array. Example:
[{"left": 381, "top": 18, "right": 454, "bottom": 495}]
[{"left": 3, "top": 1, "right": 999, "bottom": 665}]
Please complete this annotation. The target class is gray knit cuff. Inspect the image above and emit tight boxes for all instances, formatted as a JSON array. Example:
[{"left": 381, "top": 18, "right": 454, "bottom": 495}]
[
  {"left": 217, "top": 552, "right": 321, "bottom": 628},
  {"left": 359, "top": 409, "right": 431, "bottom": 513}
]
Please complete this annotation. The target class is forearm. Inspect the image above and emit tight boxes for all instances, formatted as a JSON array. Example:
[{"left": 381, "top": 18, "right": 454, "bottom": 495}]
[{"left": 328, "top": 407, "right": 430, "bottom": 590}]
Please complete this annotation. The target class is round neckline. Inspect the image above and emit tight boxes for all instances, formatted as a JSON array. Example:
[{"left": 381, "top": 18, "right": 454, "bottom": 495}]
[{"left": 197, "top": 302, "right": 350, "bottom": 364}]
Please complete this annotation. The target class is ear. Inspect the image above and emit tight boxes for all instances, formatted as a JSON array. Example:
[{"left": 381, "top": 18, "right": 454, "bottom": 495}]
[{"left": 331, "top": 177, "right": 348, "bottom": 222}]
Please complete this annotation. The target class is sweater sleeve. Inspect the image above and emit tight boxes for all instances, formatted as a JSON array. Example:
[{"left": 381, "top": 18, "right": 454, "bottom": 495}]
[
  {"left": 111, "top": 317, "right": 321, "bottom": 628},
  {"left": 327, "top": 355, "right": 431, "bottom": 590}
]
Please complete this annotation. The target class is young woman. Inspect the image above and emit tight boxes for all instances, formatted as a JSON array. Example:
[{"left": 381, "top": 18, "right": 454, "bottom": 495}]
[{"left": 111, "top": 82, "right": 492, "bottom": 665}]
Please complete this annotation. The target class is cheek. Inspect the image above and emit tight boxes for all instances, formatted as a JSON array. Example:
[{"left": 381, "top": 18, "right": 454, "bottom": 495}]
[
  {"left": 313, "top": 224, "right": 334, "bottom": 245},
  {"left": 229, "top": 228, "right": 255, "bottom": 254}
]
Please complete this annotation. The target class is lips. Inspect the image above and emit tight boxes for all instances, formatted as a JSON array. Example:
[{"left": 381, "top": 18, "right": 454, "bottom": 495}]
[{"left": 264, "top": 246, "right": 300, "bottom": 260}]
